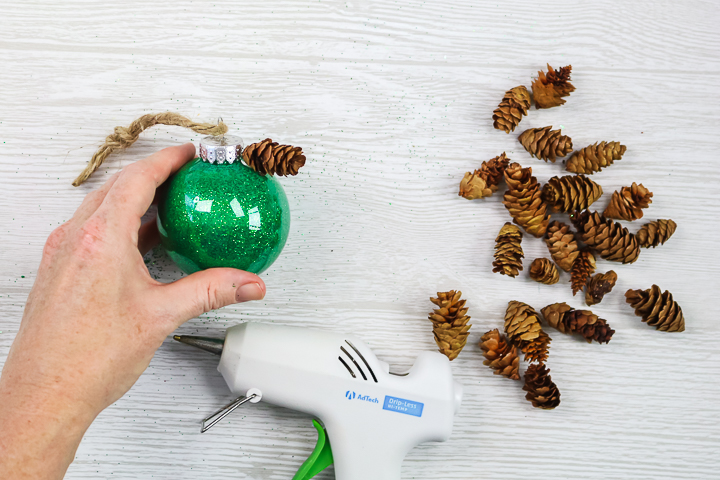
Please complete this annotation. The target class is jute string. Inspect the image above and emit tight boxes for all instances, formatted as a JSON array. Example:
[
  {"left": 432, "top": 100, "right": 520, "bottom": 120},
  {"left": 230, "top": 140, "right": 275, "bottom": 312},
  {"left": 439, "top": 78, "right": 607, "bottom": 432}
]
[{"left": 72, "top": 112, "right": 228, "bottom": 186}]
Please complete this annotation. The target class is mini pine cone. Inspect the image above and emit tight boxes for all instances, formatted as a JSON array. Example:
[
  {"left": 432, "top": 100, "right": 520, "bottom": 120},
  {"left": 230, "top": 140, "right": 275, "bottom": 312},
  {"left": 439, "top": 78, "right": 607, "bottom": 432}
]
[
  {"left": 637, "top": 219, "right": 677, "bottom": 248},
  {"left": 586, "top": 270, "right": 618, "bottom": 306},
  {"left": 518, "top": 126, "right": 573, "bottom": 163},
  {"left": 503, "top": 163, "right": 550, "bottom": 238},
  {"left": 542, "top": 175, "right": 603, "bottom": 213},
  {"left": 523, "top": 331, "right": 551, "bottom": 364},
  {"left": 523, "top": 363, "right": 561, "bottom": 409},
  {"left": 540, "top": 302, "right": 615, "bottom": 344},
  {"left": 493, "top": 222, "right": 524, "bottom": 277},
  {"left": 529, "top": 258, "right": 559, "bottom": 285},
  {"left": 459, "top": 152, "right": 510, "bottom": 200},
  {"left": 479, "top": 329, "right": 520, "bottom": 380},
  {"left": 243, "top": 138, "right": 306, "bottom": 176},
  {"left": 625, "top": 285, "right": 685, "bottom": 332},
  {"left": 532, "top": 64, "right": 575, "bottom": 109},
  {"left": 429, "top": 291, "right": 472, "bottom": 360},
  {"left": 565, "top": 141, "right": 626, "bottom": 174},
  {"left": 492, "top": 86, "right": 532, "bottom": 133},
  {"left": 570, "top": 249, "right": 596, "bottom": 296},
  {"left": 603, "top": 183, "right": 653, "bottom": 221},
  {"left": 570, "top": 210, "right": 640, "bottom": 264},
  {"left": 545, "top": 220, "right": 579, "bottom": 272},
  {"left": 504, "top": 301, "right": 544, "bottom": 352}
]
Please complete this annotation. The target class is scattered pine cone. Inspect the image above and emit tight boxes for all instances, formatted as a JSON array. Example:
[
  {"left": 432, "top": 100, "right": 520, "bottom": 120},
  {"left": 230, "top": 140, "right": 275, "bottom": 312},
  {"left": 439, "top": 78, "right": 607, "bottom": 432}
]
[
  {"left": 542, "top": 175, "right": 603, "bottom": 213},
  {"left": 529, "top": 258, "right": 559, "bottom": 285},
  {"left": 523, "top": 363, "right": 561, "bottom": 409},
  {"left": 479, "top": 329, "right": 520, "bottom": 380},
  {"left": 603, "top": 183, "right": 653, "bottom": 221},
  {"left": 518, "top": 126, "right": 573, "bottom": 163},
  {"left": 570, "top": 210, "right": 640, "bottom": 264},
  {"left": 625, "top": 285, "right": 685, "bottom": 332},
  {"left": 504, "top": 301, "right": 543, "bottom": 351},
  {"left": 522, "top": 331, "right": 551, "bottom": 364},
  {"left": 637, "top": 219, "right": 677, "bottom": 248},
  {"left": 545, "top": 220, "right": 579, "bottom": 272},
  {"left": 570, "top": 249, "right": 596, "bottom": 296},
  {"left": 503, "top": 163, "right": 549, "bottom": 238},
  {"left": 243, "top": 138, "right": 306, "bottom": 176},
  {"left": 429, "top": 291, "right": 472, "bottom": 360},
  {"left": 565, "top": 141, "right": 626, "bottom": 174},
  {"left": 493, "top": 223, "right": 524, "bottom": 277},
  {"left": 540, "top": 302, "right": 615, "bottom": 344},
  {"left": 586, "top": 270, "right": 618, "bottom": 306},
  {"left": 532, "top": 64, "right": 575, "bottom": 109},
  {"left": 459, "top": 152, "right": 510, "bottom": 200},
  {"left": 492, "top": 86, "right": 532, "bottom": 133}
]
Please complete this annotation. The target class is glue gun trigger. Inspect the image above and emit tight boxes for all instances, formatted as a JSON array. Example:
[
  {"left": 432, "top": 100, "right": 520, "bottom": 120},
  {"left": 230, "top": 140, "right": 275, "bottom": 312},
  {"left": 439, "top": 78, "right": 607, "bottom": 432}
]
[{"left": 293, "top": 420, "right": 334, "bottom": 480}]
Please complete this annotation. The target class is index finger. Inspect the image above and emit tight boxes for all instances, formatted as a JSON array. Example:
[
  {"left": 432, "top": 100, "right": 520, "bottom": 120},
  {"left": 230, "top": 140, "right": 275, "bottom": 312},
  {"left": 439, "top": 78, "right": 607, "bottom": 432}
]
[{"left": 98, "top": 143, "right": 196, "bottom": 229}]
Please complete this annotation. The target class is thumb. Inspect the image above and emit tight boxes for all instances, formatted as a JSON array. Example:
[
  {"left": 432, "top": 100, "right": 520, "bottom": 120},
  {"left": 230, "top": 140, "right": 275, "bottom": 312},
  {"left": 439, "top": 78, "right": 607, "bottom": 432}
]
[{"left": 157, "top": 268, "right": 266, "bottom": 326}]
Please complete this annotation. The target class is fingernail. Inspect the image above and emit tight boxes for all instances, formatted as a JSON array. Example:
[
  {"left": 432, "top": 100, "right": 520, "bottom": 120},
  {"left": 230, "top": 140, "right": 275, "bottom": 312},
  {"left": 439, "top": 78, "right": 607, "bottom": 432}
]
[{"left": 235, "top": 283, "right": 264, "bottom": 303}]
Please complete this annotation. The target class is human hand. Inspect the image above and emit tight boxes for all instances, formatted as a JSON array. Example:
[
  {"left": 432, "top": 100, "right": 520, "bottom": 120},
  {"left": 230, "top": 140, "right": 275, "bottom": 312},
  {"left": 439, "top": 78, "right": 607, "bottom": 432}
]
[{"left": 0, "top": 143, "right": 266, "bottom": 479}]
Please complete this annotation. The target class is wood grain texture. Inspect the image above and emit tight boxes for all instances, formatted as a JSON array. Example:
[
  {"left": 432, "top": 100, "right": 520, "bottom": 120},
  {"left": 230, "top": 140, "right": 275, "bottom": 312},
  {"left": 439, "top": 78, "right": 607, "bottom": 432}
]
[{"left": 1, "top": 0, "right": 720, "bottom": 478}]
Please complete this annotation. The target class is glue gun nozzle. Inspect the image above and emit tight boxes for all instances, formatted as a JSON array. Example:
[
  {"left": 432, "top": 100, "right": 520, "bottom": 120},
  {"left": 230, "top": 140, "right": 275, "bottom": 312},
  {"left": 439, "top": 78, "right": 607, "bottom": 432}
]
[{"left": 173, "top": 334, "right": 225, "bottom": 356}]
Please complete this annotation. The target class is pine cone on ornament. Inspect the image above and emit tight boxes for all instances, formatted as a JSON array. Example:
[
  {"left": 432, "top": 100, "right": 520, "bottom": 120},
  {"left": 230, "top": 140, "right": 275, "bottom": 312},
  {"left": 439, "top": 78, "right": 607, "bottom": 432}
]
[
  {"left": 503, "top": 163, "right": 549, "bottom": 237},
  {"left": 570, "top": 210, "right": 640, "bottom": 264},
  {"left": 585, "top": 270, "right": 618, "bottom": 306},
  {"left": 532, "top": 64, "right": 575, "bottom": 109},
  {"left": 492, "top": 86, "right": 532, "bottom": 133},
  {"left": 479, "top": 329, "right": 520, "bottom": 380},
  {"left": 504, "top": 301, "right": 543, "bottom": 351},
  {"left": 518, "top": 126, "right": 573, "bottom": 163},
  {"left": 522, "top": 331, "right": 551, "bottom": 364},
  {"left": 603, "top": 183, "right": 653, "bottom": 221},
  {"left": 523, "top": 363, "right": 561, "bottom": 409},
  {"left": 529, "top": 258, "right": 559, "bottom": 285},
  {"left": 542, "top": 175, "right": 603, "bottom": 213},
  {"left": 493, "top": 223, "right": 524, "bottom": 277},
  {"left": 570, "top": 249, "right": 596, "bottom": 296},
  {"left": 625, "top": 285, "right": 685, "bottom": 332},
  {"left": 459, "top": 152, "right": 511, "bottom": 200},
  {"left": 243, "top": 138, "right": 306, "bottom": 176},
  {"left": 637, "top": 219, "right": 677, "bottom": 248},
  {"left": 540, "top": 302, "right": 615, "bottom": 344},
  {"left": 428, "top": 291, "right": 472, "bottom": 360},
  {"left": 565, "top": 141, "right": 626, "bottom": 174},
  {"left": 545, "top": 221, "right": 579, "bottom": 272}
]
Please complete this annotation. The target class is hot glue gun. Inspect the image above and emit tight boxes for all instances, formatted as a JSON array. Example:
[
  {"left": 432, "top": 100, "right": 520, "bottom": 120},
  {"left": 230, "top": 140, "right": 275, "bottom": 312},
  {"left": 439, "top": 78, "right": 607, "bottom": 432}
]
[{"left": 174, "top": 322, "right": 463, "bottom": 479}]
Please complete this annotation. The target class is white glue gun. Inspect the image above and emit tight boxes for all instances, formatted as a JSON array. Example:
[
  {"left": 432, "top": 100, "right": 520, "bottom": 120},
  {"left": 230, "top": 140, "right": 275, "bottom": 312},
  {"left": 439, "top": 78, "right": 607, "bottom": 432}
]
[{"left": 174, "top": 322, "right": 462, "bottom": 480}]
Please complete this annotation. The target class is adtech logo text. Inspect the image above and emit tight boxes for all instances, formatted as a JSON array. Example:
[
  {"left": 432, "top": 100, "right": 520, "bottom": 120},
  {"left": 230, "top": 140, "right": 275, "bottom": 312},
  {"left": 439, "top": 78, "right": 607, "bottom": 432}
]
[{"left": 345, "top": 391, "right": 379, "bottom": 403}]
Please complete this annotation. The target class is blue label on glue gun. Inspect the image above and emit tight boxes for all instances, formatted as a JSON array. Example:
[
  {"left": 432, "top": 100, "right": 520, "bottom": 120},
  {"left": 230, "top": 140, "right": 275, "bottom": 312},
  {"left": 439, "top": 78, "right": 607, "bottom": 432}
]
[{"left": 383, "top": 396, "right": 424, "bottom": 417}]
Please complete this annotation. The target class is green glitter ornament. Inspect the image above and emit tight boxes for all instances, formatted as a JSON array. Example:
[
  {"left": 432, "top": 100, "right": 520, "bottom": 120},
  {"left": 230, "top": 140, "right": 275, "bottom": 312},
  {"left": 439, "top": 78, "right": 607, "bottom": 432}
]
[{"left": 157, "top": 135, "right": 290, "bottom": 274}]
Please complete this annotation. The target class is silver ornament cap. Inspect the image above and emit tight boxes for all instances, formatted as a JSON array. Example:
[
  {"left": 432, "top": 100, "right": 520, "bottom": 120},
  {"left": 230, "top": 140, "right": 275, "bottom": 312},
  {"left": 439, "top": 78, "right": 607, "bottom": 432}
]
[{"left": 198, "top": 134, "right": 244, "bottom": 164}]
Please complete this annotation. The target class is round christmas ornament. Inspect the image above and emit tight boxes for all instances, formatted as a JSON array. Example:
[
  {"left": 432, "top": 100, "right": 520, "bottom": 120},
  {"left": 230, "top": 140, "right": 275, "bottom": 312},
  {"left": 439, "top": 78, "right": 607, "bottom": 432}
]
[
  {"left": 157, "top": 135, "right": 290, "bottom": 274},
  {"left": 73, "top": 112, "right": 306, "bottom": 275}
]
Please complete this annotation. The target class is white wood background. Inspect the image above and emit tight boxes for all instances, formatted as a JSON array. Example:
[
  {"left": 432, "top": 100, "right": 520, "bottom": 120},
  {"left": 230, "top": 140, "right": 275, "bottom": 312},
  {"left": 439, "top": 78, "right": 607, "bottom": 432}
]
[{"left": 1, "top": 1, "right": 719, "bottom": 478}]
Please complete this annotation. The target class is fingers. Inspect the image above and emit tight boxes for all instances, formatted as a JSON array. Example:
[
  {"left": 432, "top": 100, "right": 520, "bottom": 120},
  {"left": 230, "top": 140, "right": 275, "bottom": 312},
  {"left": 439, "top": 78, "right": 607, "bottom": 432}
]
[
  {"left": 138, "top": 216, "right": 161, "bottom": 256},
  {"left": 98, "top": 143, "right": 196, "bottom": 231},
  {"left": 155, "top": 268, "right": 266, "bottom": 329},
  {"left": 72, "top": 172, "right": 121, "bottom": 224}
]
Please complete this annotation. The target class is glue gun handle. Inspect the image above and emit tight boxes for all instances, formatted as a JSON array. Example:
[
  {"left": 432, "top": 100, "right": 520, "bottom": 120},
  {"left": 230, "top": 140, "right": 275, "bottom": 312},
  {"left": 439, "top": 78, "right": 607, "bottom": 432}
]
[{"left": 325, "top": 421, "right": 406, "bottom": 480}]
